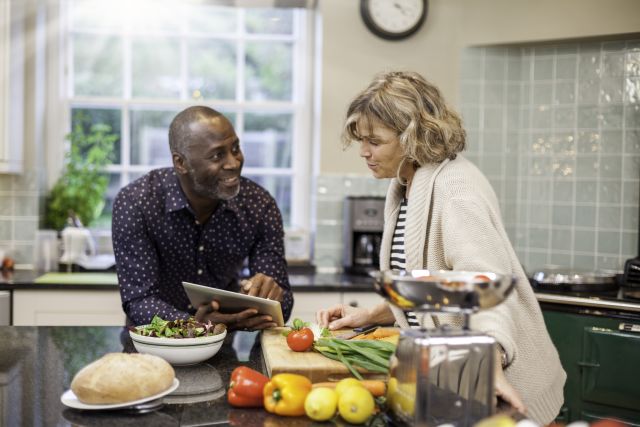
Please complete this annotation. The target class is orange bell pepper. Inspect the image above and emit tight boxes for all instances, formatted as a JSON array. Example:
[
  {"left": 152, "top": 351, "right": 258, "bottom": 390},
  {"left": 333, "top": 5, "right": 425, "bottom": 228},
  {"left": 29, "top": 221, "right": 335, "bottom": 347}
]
[{"left": 263, "top": 373, "right": 312, "bottom": 416}]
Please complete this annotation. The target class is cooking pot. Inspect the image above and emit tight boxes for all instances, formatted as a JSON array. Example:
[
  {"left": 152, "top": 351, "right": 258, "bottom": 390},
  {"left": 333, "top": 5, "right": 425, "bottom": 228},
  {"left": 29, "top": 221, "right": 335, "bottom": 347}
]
[{"left": 530, "top": 268, "right": 619, "bottom": 294}]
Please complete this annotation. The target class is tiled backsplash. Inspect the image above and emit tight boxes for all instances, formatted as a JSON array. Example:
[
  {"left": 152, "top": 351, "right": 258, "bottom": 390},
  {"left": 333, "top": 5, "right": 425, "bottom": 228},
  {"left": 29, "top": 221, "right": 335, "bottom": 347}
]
[
  {"left": 460, "top": 39, "right": 640, "bottom": 273},
  {"left": 0, "top": 172, "right": 42, "bottom": 264},
  {"left": 314, "top": 174, "right": 388, "bottom": 269}
]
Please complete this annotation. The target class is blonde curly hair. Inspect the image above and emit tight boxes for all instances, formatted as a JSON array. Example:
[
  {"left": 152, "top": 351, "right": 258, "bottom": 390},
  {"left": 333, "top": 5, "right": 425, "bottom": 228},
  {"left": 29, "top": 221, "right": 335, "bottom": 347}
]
[{"left": 342, "top": 71, "right": 466, "bottom": 165}]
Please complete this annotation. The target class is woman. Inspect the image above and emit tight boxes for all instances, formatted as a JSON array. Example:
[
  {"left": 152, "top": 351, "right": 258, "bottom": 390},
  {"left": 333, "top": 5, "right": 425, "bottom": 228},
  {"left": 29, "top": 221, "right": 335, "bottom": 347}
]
[{"left": 316, "top": 71, "right": 565, "bottom": 424}]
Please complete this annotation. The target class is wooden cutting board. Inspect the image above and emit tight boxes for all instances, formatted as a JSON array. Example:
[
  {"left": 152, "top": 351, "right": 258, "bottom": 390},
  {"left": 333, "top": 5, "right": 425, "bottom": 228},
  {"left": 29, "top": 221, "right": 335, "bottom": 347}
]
[{"left": 260, "top": 327, "right": 388, "bottom": 383}]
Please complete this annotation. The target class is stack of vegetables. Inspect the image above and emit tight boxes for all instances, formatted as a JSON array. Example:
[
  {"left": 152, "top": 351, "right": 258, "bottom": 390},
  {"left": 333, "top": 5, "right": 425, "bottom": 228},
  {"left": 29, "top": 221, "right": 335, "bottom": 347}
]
[{"left": 227, "top": 367, "right": 385, "bottom": 425}]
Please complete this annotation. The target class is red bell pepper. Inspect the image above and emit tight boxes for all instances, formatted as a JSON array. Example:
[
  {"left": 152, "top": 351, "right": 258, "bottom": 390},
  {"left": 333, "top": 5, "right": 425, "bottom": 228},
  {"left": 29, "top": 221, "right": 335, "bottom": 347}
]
[{"left": 227, "top": 366, "right": 270, "bottom": 408}]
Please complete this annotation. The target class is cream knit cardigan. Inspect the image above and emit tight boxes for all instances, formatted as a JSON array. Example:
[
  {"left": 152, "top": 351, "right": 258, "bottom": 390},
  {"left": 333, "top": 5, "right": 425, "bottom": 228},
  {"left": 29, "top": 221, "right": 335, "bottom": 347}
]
[{"left": 379, "top": 155, "right": 566, "bottom": 425}]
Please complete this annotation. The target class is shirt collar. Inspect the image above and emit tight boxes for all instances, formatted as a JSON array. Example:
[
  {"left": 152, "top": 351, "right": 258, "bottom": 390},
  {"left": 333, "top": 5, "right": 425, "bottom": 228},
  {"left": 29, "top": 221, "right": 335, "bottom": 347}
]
[{"left": 163, "top": 169, "right": 243, "bottom": 216}]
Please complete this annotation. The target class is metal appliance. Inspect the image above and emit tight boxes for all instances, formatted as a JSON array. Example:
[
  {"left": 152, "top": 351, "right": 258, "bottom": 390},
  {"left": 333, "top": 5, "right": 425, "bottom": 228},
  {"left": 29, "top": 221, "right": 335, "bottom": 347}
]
[
  {"left": 343, "top": 196, "right": 385, "bottom": 275},
  {"left": 372, "top": 270, "right": 516, "bottom": 426},
  {"left": 531, "top": 268, "right": 619, "bottom": 295}
]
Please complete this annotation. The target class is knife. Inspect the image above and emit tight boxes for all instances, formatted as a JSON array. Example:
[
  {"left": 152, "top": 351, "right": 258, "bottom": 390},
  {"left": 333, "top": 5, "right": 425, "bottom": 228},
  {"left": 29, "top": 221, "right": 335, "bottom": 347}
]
[{"left": 335, "top": 325, "right": 379, "bottom": 340}]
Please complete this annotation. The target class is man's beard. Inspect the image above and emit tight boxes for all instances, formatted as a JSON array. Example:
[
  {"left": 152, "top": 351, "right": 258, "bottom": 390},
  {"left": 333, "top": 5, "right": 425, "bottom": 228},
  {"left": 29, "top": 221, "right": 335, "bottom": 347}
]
[{"left": 188, "top": 168, "right": 241, "bottom": 201}]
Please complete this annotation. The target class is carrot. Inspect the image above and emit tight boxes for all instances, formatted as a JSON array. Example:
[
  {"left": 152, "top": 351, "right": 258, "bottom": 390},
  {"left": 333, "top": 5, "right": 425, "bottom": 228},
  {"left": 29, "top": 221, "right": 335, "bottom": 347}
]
[{"left": 312, "top": 380, "right": 386, "bottom": 397}]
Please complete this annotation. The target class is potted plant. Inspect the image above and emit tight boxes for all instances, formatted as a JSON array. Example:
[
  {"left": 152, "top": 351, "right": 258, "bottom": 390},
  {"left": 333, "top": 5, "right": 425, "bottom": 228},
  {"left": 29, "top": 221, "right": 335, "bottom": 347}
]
[{"left": 45, "top": 114, "right": 117, "bottom": 231}]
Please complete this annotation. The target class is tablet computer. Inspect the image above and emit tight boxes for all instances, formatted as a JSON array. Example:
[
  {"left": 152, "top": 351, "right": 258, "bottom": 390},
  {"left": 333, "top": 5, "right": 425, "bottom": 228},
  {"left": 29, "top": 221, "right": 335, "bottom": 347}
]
[{"left": 182, "top": 281, "right": 285, "bottom": 327}]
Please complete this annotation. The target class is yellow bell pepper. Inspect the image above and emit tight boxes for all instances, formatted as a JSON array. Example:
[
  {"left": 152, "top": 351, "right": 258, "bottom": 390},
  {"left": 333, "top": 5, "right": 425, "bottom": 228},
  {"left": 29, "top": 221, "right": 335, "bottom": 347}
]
[{"left": 263, "top": 373, "right": 312, "bottom": 416}]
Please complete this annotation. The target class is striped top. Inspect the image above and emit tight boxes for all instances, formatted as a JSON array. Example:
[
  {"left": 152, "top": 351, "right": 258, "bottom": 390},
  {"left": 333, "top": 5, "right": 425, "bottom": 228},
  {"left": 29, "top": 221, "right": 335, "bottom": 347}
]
[{"left": 390, "top": 199, "right": 420, "bottom": 328}]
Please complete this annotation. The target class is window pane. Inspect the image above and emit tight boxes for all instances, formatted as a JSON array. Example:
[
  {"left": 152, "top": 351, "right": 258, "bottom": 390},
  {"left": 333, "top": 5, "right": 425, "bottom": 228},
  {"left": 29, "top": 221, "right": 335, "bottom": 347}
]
[
  {"left": 187, "top": 5, "right": 237, "bottom": 34},
  {"left": 70, "top": 107, "right": 121, "bottom": 164},
  {"left": 93, "top": 173, "right": 121, "bottom": 228},
  {"left": 132, "top": 37, "right": 181, "bottom": 99},
  {"left": 243, "top": 113, "right": 292, "bottom": 168},
  {"left": 245, "top": 175, "right": 291, "bottom": 227},
  {"left": 73, "top": 34, "right": 122, "bottom": 97},
  {"left": 245, "top": 41, "right": 293, "bottom": 101},
  {"left": 245, "top": 9, "right": 293, "bottom": 34},
  {"left": 188, "top": 40, "right": 237, "bottom": 100},
  {"left": 69, "top": 0, "right": 125, "bottom": 31},
  {"left": 129, "top": 1, "right": 181, "bottom": 33},
  {"left": 130, "top": 110, "right": 176, "bottom": 166}
]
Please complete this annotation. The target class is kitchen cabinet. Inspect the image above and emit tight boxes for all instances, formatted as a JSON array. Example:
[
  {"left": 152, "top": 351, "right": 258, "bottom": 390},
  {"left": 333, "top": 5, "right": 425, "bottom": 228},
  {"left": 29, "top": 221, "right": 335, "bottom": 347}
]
[
  {"left": 12, "top": 289, "right": 125, "bottom": 326},
  {"left": 542, "top": 308, "right": 640, "bottom": 424},
  {"left": 290, "top": 291, "right": 385, "bottom": 323}
]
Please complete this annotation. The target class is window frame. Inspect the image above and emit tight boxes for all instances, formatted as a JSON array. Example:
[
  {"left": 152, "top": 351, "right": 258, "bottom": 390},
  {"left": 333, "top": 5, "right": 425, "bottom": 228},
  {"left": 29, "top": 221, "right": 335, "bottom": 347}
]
[{"left": 51, "top": 1, "right": 314, "bottom": 231}]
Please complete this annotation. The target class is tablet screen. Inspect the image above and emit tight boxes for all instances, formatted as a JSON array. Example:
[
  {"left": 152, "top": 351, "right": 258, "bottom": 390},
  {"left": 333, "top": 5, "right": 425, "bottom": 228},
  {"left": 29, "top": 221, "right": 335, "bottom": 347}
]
[{"left": 182, "top": 281, "right": 284, "bottom": 326}]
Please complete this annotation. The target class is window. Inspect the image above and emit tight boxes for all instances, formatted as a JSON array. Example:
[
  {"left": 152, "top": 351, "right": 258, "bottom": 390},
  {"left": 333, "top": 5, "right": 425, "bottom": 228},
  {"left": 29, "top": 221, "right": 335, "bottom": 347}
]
[{"left": 63, "top": 0, "right": 313, "bottom": 229}]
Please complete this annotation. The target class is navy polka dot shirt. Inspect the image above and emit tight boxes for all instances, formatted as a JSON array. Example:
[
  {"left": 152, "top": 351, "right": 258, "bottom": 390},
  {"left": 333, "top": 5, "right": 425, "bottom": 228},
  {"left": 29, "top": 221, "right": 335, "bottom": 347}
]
[{"left": 112, "top": 167, "right": 293, "bottom": 325}]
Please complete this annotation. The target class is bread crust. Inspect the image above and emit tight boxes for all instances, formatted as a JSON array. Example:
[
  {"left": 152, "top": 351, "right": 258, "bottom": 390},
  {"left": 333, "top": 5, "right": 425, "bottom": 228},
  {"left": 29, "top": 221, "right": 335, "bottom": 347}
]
[{"left": 71, "top": 353, "right": 175, "bottom": 404}]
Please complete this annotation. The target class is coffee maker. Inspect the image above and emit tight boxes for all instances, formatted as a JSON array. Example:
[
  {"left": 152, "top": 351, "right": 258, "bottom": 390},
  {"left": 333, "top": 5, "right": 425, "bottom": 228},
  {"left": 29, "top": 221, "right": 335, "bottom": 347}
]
[{"left": 343, "top": 196, "right": 385, "bottom": 275}]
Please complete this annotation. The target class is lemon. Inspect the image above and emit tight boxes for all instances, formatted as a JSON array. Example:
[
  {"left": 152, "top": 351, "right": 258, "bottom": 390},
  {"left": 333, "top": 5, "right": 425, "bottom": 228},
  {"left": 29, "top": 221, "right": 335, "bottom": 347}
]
[
  {"left": 304, "top": 387, "right": 338, "bottom": 421},
  {"left": 335, "top": 377, "right": 363, "bottom": 398},
  {"left": 338, "top": 386, "right": 375, "bottom": 425}
]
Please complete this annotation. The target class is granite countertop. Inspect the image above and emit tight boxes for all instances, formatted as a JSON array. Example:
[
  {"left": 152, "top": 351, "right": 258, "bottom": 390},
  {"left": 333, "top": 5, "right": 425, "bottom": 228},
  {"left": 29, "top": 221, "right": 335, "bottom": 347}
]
[
  {"left": 0, "top": 326, "right": 336, "bottom": 426},
  {"left": 0, "top": 269, "right": 378, "bottom": 292},
  {"left": 3, "top": 269, "right": 640, "bottom": 316}
]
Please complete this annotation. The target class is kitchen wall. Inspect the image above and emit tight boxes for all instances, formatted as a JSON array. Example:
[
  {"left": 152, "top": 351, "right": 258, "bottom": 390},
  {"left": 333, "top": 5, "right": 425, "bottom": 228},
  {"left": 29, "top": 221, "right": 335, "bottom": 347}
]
[
  {"left": 318, "top": 0, "right": 640, "bottom": 175},
  {"left": 3, "top": 0, "right": 640, "bottom": 268},
  {"left": 460, "top": 39, "right": 640, "bottom": 273}
]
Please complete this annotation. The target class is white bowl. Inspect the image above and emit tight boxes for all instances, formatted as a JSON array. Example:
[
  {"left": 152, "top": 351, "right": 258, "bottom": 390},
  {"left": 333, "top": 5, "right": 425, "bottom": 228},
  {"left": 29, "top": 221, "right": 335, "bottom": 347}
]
[{"left": 129, "top": 328, "right": 227, "bottom": 366}]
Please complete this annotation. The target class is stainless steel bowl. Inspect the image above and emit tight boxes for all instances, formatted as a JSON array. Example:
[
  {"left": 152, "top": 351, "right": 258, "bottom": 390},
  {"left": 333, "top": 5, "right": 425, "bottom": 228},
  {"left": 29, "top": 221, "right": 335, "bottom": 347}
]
[{"left": 371, "top": 270, "right": 516, "bottom": 313}]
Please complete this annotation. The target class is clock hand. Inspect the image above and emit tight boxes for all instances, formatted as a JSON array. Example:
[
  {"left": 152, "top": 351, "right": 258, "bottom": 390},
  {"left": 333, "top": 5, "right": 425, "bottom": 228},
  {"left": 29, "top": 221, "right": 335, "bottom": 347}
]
[{"left": 393, "top": 1, "right": 409, "bottom": 16}]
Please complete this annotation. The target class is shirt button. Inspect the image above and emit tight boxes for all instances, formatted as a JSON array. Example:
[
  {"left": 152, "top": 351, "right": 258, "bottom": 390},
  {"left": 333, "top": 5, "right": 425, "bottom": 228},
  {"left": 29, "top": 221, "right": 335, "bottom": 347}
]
[
  {"left": 195, "top": 220, "right": 200, "bottom": 225},
  {"left": 199, "top": 245, "right": 204, "bottom": 252},
  {"left": 197, "top": 269, "right": 203, "bottom": 275},
  {"left": 188, "top": 304, "right": 193, "bottom": 310}
]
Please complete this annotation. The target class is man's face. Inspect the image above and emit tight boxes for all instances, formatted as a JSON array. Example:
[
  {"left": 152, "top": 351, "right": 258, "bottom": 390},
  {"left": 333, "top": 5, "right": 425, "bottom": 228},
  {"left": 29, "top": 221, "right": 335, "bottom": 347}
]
[{"left": 183, "top": 115, "right": 244, "bottom": 201}]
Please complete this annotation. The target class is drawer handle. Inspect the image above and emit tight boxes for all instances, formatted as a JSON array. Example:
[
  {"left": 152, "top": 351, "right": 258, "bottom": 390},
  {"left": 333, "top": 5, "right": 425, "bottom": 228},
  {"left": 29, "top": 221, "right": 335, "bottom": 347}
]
[{"left": 577, "top": 361, "right": 600, "bottom": 368}]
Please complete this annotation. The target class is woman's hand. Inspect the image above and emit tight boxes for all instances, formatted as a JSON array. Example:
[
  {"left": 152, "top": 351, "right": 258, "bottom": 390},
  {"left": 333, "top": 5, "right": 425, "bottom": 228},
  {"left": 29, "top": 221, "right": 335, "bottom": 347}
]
[
  {"left": 494, "top": 354, "right": 526, "bottom": 415},
  {"left": 316, "top": 304, "right": 373, "bottom": 330}
]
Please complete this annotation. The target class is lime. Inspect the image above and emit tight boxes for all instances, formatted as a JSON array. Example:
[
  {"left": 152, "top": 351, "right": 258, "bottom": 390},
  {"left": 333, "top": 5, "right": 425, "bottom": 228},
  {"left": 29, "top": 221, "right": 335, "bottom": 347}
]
[{"left": 304, "top": 387, "right": 338, "bottom": 421}]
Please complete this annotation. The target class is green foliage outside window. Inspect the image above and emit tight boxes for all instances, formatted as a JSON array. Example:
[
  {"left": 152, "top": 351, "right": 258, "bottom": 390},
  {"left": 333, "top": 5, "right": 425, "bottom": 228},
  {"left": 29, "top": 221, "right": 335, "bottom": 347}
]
[{"left": 45, "top": 113, "right": 117, "bottom": 230}]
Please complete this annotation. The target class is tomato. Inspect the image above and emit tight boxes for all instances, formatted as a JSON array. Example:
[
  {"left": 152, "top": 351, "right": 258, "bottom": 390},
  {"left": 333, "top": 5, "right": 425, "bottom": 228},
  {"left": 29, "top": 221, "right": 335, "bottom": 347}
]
[
  {"left": 473, "top": 274, "right": 492, "bottom": 283},
  {"left": 286, "top": 327, "right": 314, "bottom": 352}
]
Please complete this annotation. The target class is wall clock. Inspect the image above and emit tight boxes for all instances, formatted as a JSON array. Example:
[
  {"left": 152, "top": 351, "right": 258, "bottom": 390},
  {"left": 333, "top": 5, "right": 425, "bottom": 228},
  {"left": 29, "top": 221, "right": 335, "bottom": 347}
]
[{"left": 360, "top": 0, "right": 428, "bottom": 41}]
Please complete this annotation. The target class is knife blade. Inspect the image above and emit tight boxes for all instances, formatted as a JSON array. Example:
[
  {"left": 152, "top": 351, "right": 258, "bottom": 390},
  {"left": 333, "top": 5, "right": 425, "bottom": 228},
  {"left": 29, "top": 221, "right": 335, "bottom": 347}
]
[{"left": 335, "top": 325, "right": 379, "bottom": 340}]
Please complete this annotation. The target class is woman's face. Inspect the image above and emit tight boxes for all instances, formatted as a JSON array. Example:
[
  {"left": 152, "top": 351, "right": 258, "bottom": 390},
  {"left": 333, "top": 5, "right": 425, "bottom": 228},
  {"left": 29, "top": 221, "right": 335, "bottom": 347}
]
[{"left": 356, "top": 118, "right": 404, "bottom": 180}]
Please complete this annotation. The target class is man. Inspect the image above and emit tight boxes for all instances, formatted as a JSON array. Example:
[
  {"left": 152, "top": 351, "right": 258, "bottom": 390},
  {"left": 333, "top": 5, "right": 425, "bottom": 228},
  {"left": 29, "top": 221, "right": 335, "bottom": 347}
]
[{"left": 112, "top": 106, "right": 293, "bottom": 330}]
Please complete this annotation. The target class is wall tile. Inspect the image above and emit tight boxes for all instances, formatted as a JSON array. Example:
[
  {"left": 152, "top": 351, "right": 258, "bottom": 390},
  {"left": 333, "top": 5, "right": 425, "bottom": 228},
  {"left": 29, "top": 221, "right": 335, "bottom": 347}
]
[
  {"left": 556, "top": 56, "right": 577, "bottom": 79},
  {"left": 554, "top": 80, "right": 576, "bottom": 104},
  {"left": 0, "top": 196, "right": 12, "bottom": 215},
  {"left": 456, "top": 41, "right": 637, "bottom": 271},
  {"left": 0, "top": 176, "right": 11, "bottom": 191},
  {"left": 598, "top": 206, "right": 621, "bottom": 229},
  {"left": 574, "top": 229, "right": 596, "bottom": 252},
  {"left": 0, "top": 220, "right": 11, "bottom": 241},
  {"left": 625, "top": 104, "right": 640, "bottom": 128},
  {"left": 598, "top": 230, "right": 620, "bottom": 254},
  {"left": 533, "top": 57, "right": 553, "bottom": 80}
]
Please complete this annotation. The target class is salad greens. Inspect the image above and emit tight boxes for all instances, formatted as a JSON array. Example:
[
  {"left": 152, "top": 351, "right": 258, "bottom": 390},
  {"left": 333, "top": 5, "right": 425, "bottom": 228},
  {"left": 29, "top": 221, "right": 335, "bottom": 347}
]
[{"left": 130, "top": 315, "right": 226, "bottom": 338}]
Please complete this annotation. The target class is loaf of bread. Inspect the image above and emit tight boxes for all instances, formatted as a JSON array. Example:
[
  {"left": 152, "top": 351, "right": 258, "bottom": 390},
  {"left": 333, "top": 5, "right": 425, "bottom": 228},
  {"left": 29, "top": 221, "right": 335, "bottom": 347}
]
[{"left": 71, "top": 353, "right": 175, "bottom": 404}]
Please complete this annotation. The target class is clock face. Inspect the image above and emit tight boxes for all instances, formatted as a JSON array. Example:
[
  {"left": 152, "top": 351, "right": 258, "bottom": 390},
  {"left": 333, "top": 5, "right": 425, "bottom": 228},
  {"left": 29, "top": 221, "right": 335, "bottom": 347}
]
[{"left": 361, "top": 0, "right": 427, "bottom": 40}]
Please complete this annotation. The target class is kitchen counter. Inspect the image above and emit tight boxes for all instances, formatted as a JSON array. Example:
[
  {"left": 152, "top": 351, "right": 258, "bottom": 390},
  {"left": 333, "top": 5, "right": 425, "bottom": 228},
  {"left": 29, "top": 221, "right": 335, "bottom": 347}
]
[
  {"left": 3, "top": 269, "right": 640, "bottom": 321},
  {"left": 0, "top": 270, "right": 378, "bottom": 292},
  {"left": 0, "top": 325, "right": 341, "bottom": 426}
]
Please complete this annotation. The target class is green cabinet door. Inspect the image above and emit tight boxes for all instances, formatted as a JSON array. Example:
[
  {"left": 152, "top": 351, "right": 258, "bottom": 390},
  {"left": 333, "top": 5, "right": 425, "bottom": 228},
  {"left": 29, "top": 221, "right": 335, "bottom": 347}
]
[
  {"left": 580, "top": 327, "right": 640, "bottom": 411},
  {"left": 542, "top": 308, "right": 640, "bottom": 424}
]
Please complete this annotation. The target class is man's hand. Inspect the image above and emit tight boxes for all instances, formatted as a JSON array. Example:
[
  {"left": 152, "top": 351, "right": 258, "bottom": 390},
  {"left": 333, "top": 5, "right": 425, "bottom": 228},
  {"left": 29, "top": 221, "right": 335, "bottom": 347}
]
[
  {"left": 240, "top": 273, "right": 284, "bottom": 302},
  {"left": 194, "top": 300, "right": 277, "bottom": 331}
]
